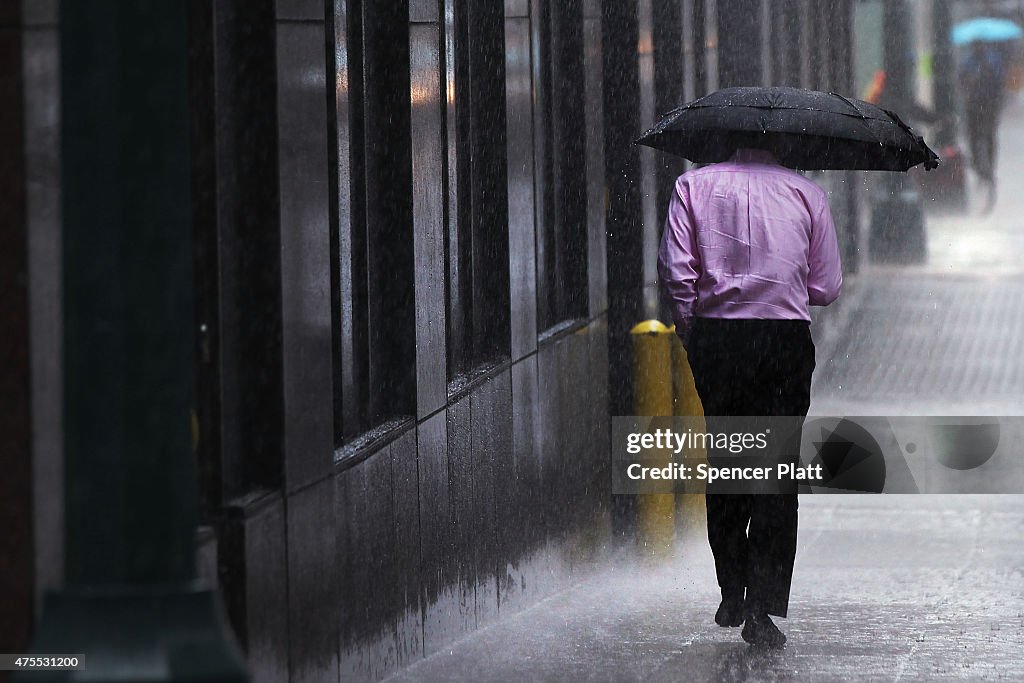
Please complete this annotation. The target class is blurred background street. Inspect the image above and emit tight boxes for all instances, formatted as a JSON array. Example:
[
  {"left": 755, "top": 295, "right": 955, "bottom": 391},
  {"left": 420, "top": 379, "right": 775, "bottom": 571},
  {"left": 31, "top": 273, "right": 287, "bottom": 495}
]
[{"left": 814, "top": 94, "right": 1024, "bottom": 417}]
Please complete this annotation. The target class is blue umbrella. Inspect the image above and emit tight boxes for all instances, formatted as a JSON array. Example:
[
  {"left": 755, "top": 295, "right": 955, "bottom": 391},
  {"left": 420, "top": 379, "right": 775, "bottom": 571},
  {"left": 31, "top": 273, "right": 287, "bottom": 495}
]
[{"left": 952, "top": 17, "right": 1023, "bottom": 45}]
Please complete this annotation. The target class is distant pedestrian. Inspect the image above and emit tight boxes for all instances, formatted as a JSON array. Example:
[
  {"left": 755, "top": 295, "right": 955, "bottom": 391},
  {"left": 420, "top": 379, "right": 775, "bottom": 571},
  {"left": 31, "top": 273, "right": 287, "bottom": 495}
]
[
  {"left": 658, "top": 148, "right": 842, "bottom": 648},
  {"left": 960, "top": 41, "right": 1007, "bottom": 206}
]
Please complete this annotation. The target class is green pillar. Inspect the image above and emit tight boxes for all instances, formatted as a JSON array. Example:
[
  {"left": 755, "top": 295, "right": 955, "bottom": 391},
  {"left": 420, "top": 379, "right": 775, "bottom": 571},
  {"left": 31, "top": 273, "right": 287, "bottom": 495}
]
[{"left": 20, "top": 1, "right": 248, "bottom": 680}]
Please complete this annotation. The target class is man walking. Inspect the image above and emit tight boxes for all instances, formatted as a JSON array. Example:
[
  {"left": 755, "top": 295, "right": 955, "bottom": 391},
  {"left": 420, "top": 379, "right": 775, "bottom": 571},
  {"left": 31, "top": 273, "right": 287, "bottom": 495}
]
[
  {"left": 960, "top": 41, "right": 1007, "bottom": 209},
  {"left": 657, "top": 148, "right": 842, "bottom": 647}
]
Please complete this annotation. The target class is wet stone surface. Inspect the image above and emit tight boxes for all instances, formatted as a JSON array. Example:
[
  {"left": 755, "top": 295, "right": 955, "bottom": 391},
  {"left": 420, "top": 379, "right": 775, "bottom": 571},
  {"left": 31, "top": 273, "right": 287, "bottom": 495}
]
[{"left": 387, "top": 496, "right": 1024, "bottom": 682}]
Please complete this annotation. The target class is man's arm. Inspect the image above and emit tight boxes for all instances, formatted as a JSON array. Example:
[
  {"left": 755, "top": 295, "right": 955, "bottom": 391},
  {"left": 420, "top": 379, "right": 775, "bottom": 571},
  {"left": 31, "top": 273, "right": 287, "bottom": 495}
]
[
  {"left": 658, "top": 180, "right": 700, "bottom": 341},
  {"left": 807, "top": 192, "right": 842, "bottom": 307}
]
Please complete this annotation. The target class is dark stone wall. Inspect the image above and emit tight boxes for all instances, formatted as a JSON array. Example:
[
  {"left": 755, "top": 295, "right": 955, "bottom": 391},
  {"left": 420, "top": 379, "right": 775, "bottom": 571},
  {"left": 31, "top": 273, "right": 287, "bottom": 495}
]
[
  {"left": 333, "top": 330, "right": 611, "bottom": 681},
  {"left": 206, "top": 2, "right": 612, "bottom": 682}
]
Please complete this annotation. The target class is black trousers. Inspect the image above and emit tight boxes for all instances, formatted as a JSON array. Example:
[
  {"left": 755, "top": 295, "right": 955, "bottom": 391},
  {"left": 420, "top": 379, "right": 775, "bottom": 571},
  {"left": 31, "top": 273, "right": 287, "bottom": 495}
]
[
  {"left": 686, "top": 318, "right": 815, "bottom": 618},
  {"left": 965, "top": 101, "right": 1000, "bottom": 183}
]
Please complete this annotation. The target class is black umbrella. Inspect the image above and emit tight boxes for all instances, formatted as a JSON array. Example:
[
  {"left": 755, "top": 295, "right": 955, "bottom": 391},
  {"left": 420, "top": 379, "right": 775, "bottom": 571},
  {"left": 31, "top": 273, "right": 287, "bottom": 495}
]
[{"left": 636, "top": 86, "right": 939, "bottom": 172}]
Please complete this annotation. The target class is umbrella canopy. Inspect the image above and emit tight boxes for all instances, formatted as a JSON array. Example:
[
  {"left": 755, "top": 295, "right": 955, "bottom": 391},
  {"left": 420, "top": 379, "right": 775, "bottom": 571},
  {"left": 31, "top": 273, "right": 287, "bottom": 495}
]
[
  {"left": 636, "top": 86, "right": 939, "bottom": 172},
  {"left": 952, "top": 17, "right": 1023, "bottom": 45}
]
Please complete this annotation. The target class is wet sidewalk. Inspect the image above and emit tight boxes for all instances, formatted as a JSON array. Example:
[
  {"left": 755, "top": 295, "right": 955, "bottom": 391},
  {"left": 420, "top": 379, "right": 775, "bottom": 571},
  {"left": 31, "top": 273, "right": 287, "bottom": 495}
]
[
  {"left": 810, "top": 270, "right": 1024, "bottom": 416},
  {"left": 389, "top": 496, "right": 1024, "bottom": 682}
]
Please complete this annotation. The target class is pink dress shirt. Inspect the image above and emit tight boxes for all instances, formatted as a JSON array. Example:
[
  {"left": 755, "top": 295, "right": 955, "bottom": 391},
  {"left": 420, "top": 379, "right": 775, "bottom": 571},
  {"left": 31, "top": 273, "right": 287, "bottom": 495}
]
[{"left": 657, "top": 149, "right": 842, "bottom": 336}]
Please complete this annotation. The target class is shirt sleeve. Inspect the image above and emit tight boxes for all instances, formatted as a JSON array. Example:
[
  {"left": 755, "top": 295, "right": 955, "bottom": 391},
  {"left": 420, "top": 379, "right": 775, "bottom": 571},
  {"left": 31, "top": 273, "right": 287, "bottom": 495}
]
[
  {"left": 807, "top": 191, "right": 842, "bottom": 307},
  {"left": 658, "top": 179, "right": 701, "bottom": 334}
]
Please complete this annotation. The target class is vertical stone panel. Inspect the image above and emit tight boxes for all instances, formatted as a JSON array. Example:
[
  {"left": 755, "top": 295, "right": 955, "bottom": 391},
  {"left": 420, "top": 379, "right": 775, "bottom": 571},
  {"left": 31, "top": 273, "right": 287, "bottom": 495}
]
[
  {"left": 418, "top": 411, "right": 456, "bottom": 655},
  {"left": 505, "top": 355, "right": 543, "bottom": 614},
  {"left": 602, "top": 0, "right": 644, "bottom": 417},
  {"left": 223, "top": 494, "right": 289, "bottom": 683},
  {"left": 391, "top": 429, "right": 423, "bottom": 667},
  {"left": 584, "top": 318, "right": 612, "bottom": 546},
  {"left": 410, "top": 22, "right": 448, "bottom": 418},
  {"left": 505, "top": 0, "right": 529, "bottom": 17},
  {"left": 337, "top": 451, "right": 398, "bottom": 682},
  {"left": 328, "top": 0, "right": 358, "bottom": 441},
  {"left": 410, "top": 0, "right": 438, "bottom": 22},
  {"left": 771, "top": 0, "right": 801, "bottom": 87},
  {"left": 536, "top": 340, "right": 562, "bottom": 540},
  {"left": 276, "top": 0, "right": 323, "bottom": 21},
  {"left": 336, "top": 464, "right": 361, "bottom": 679},
  {"left": 446, "top": 397, "right": 477, "bottom": 636},
  {"left": 798, "top": 0, "right": 811, "bottom": 88},
  {"left": 486, "top": 372, "right": 515, "bottom": 615},
  {"left": 564, "top": 330, "right": 591, "bottom": 513},
  {"left": 22, "top": 8, "right": 64, "bottom": 621},
  {"left": 287, "top": 479, "right": 339, "bottom": 683},
  {"left": 506, "top": 14, "right": 538, "bottom": 360},
  {"left": 535, "top": 335, "right": 578, "bottom": 591},
  {"left": 583, "top": 9, "right": 607, "bottom": 317},
  {"left": 588, "top": 318, "right": 611, "bottom": 492},
  {"left": 717, "top": 0, "right": 763, "bottom": 87},
  {"left": 637, "top": 0, "right": 660, "bottom": 318},
  {"left": 275, "top": 18, "right": 335, "bottom": 491},
  {"left": 470, "top": 379, "right": 499, "bottom": 628}
]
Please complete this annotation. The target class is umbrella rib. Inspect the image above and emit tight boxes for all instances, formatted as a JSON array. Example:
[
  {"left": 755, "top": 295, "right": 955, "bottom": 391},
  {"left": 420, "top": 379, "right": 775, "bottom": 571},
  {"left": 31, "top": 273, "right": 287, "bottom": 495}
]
[{"left": 829, "top": 91, "right": 867, "bottom": 118}]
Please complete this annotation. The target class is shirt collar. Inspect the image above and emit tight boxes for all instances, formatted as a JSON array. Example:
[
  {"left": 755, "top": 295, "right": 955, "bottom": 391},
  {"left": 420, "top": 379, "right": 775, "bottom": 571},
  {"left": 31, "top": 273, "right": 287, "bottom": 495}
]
[{"left": 730, "top": 148, "right": 780, "bottom": 164}]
